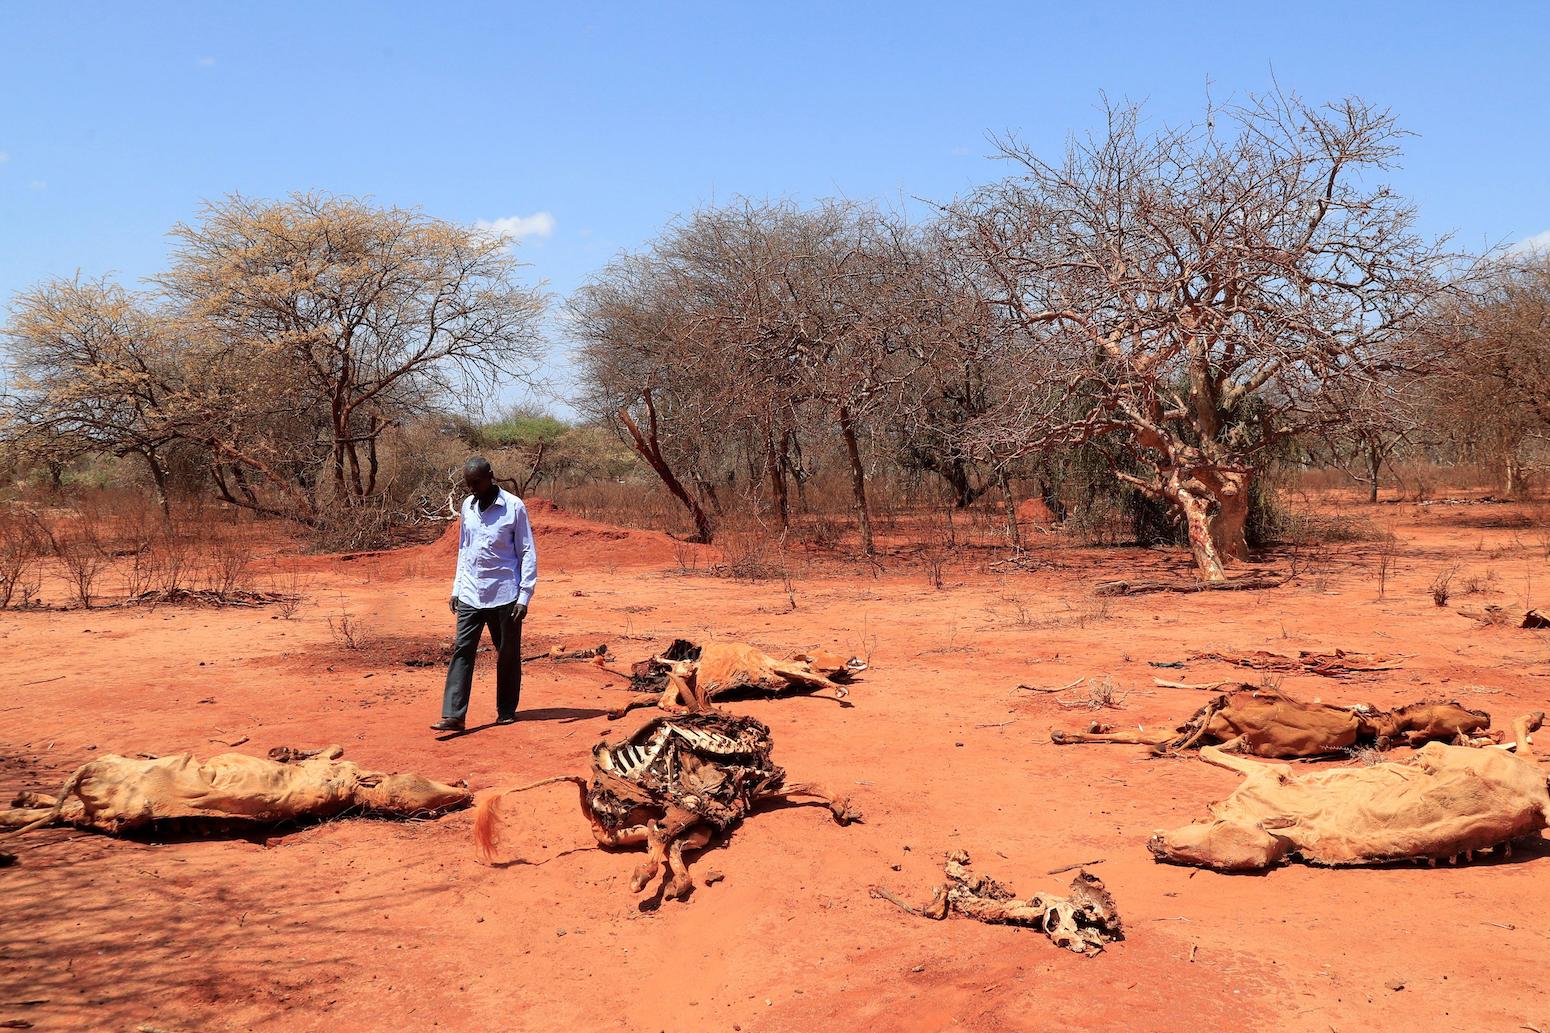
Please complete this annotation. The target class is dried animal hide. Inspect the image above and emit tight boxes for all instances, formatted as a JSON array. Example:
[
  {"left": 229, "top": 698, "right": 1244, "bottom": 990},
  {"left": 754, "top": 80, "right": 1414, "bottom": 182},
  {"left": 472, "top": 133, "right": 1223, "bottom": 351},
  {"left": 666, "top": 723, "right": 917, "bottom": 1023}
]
[
  {"left": 872, "top": 850, "right": 1123, "bottom": 956},
  {"left": 0, "top": 745, "right": 471, "bottom": 835},
  {"left": 614, "top": 640, "right": 865, "bottom": 717},
  {"left": 1051, "top": 686, "right": 1502, "bottom": 758},
  {"left": 1186, "top": 649, "right": 1405, "bottom": 677},
  {"left": 474, "top": 712, "right": 857, "bottom": 900},
  {"left": 1149, "top": 717, "right": 1550, "bottom": 871}
]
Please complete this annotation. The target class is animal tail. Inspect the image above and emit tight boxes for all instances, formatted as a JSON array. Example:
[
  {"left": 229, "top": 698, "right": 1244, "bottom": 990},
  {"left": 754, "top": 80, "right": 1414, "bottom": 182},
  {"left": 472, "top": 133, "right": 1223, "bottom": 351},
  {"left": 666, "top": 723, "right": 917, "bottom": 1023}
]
[
  {"left": 2, "top": 766, "right": 87, "bottom": 838},
  {"left": 472, "top": 776, "right": 588, "bottom": 864}
]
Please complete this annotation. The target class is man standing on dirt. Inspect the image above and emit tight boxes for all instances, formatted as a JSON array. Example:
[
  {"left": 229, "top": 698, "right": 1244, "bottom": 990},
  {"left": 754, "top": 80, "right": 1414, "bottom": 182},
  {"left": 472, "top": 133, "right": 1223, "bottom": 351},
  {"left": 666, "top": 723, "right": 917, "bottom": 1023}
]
[{"left": 431, "top": 457, "right": 538, "bottom": 733}]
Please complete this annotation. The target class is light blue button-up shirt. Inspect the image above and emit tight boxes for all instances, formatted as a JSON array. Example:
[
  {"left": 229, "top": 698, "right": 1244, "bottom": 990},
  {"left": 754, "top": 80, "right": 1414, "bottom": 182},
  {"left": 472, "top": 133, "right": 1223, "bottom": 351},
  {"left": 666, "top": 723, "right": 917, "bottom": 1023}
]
[{"left": 452, "top": 489, "right": 538, "bottom": 609}]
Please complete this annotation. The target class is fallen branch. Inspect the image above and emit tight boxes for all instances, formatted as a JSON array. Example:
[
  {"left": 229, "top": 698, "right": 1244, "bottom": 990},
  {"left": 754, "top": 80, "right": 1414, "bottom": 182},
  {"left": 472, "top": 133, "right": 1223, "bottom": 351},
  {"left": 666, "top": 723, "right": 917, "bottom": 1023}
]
[
  {"left": 1017, "top": 677, "right": 1086, "bottom": 694},
  {"left": 121, "top": 588, "right": 288, "bottom": 609},
  {"left": 209, "top": 735, "right": 249, "bottom": 748},
  {"left": 1457, "top": 607, "right": 1550, "bottom": 630},
  {"left": 1047, "top": 859, "right": 1104, "bottom": 875},
  {"left": 1153, "top": 678, "right": 1229, "bottom": 691},
  {"left": 1095, "top": 575, "right": 1287, "bottom": 597}
]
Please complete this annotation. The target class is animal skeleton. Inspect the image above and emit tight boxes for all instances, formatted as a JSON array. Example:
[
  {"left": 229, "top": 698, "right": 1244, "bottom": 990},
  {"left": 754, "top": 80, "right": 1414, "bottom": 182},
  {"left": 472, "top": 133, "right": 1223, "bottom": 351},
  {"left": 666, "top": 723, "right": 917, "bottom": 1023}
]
[
  {"left": 1050, "top": 685, "right": 1506, "bottom": 758},
  {"left": 474, "top": 711, "right": 857, "bottom": 900},
  {"left": 609, "top": 639, "right": 865, "bottom": 718},
  {"left": 872, "top": 850, "right": 1124, "bottom": 956},
  {"left": 0, "top": 746, "right": 470, "bottom": 835},
  {"left": 1149, "top": 714, "right": 1550, "bottom": 871}
]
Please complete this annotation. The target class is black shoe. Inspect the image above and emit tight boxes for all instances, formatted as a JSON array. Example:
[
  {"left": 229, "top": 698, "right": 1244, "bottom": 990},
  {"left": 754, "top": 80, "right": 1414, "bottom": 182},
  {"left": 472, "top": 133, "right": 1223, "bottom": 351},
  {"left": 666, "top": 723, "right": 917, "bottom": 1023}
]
[
  {"left": 495, "top": 714, "right": 518, "bottom": 725},
  {"left": 430, "top": 718, "right": 465, "bottom": 732}
]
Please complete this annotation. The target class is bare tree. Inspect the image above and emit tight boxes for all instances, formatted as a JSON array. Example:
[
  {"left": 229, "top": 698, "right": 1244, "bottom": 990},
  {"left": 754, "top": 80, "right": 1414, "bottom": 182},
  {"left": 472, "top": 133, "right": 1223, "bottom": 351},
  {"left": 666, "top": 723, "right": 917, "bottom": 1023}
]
[
  {"left": 157, "top": 193, "right": 546, "bottom": 514},
  {"left": 3, "top": 278, "right": 184, "bottom": 513},
  {"left": 1429, "top": 255, "right": 1550, "bottom": 494},
  {"left": 951, "top": 93, "right": 1457, "bottom": 579}
]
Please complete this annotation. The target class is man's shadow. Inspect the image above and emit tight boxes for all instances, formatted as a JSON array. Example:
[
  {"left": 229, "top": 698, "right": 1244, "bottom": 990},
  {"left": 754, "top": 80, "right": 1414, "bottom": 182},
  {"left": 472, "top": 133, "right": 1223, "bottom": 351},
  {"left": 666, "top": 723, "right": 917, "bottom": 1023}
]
[{"left": 435, "top": 706, "right": 611, "bottom": 740}]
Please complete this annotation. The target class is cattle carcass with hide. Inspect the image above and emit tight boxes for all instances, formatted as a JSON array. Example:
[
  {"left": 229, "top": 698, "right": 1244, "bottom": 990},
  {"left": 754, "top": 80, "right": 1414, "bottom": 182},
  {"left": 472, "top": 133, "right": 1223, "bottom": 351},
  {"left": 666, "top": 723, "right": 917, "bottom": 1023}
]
[
  {"left": 474, "top": 711, "right": 858, "bottom": 900},
  {"left": 1148, "top": 715, "right": 1550, "bottom": 871},
  {"left": 609, "top": 639, "right": 865, "bottom": 718},
  {"left": 0, "top": 745, "right": 470, "bottom": 836},
  {"left": 1050, "top": 685, "right": 1502, "bottom": 759}
]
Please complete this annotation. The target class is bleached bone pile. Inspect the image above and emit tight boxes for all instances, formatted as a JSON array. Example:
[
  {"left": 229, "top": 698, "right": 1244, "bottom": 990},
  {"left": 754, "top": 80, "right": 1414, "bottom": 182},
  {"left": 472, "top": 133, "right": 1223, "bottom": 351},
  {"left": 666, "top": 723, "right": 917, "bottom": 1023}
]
[{"left": 872, "top": 849, "right": 1124, "bottom": 956}]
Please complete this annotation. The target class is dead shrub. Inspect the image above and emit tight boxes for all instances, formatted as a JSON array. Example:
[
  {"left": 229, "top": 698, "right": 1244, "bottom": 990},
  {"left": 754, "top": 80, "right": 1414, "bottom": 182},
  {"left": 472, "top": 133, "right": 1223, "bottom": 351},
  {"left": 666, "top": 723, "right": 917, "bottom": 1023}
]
[
  {"left": 328, "top": 610, "right": 364, "bottom": 650},
  {"left": 0, "top": 510, "right": 47, "bottom": 608},
  {"left": 713, "top": 518, "right": 781, "bottom": 580},
  {"left": 1056, "top": 674, "right": 1128, "bottom": 710},
  {"left": 271, "top": 564, "right": 304, "bottom": 619},
  {"left": 1374, "top": 531, "right": 1399, "bottom": 599},
  {"left": 42, "top": 518, "right": 108, "bottom": 608},
  {"left": 204, "top": 533, "right": 253, "bottom": 596},
  {"left": 1429, "top": 565, "right": 1458, "bottom": 607}
]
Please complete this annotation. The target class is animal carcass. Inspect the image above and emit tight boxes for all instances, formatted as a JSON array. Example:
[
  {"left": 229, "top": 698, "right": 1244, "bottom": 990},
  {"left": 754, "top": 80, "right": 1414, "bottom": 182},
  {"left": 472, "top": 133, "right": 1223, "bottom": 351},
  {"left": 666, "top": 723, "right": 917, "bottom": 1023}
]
[
  {"left": 872, "top": 849, "right": 1124, "bottom": 956},
  {"left": 611, "top": 639, "right": 865, "bottom": 717},
  {"left": 474, "top": 711, "right": 857, "bottom": 900},
  {"left": 1050, "top": 686, "right": 1500, "bottom": 759},
  {"left": 1148, "top": 716, "right": 1550, "bottom": 871},
  {"left": 0, "top": 745, "right": 470, "bottom": 835}
]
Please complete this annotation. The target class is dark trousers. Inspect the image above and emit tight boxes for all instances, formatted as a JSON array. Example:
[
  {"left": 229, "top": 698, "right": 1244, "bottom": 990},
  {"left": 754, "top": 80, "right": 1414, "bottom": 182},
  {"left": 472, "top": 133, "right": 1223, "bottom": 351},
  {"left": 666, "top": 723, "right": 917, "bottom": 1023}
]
[{"left": 442, "top": 601, "right": 522, "bottom": 722}]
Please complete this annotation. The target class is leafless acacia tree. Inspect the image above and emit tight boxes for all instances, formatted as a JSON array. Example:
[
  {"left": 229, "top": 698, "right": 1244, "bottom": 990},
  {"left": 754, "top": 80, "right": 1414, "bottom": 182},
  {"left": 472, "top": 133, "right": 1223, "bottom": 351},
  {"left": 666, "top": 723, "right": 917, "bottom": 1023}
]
[
  {"left": 156, "top": 193, "right": 546, "bottom": 514},
  {"left": 572, "top": 199, "right": 938, "bottom": 552},
  {"left": 3, "top": 278, "right": 185, "bottom": 513},
  {"left": 951, "top": 94, "right": 1457, "bottom": 579},
  {"left": 1429, "top": 255, "right": 1550, "bottom": 493}
]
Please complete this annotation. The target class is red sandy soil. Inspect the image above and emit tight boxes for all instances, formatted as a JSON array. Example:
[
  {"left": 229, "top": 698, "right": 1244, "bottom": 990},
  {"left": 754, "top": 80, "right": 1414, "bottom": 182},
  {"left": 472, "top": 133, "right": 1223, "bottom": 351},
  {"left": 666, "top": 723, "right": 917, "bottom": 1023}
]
[{"left": 4, "top": 497, "right": 1550, "bottom": 1032}]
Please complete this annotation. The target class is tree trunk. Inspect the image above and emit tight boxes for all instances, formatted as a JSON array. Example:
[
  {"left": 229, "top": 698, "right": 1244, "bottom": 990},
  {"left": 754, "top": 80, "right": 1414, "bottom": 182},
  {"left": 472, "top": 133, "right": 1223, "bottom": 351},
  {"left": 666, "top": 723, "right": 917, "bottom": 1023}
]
[
  {"left": 617, "top": 395, "right": 714, "bottom": 544},
  {"left": 143, "top": 450, "right": 171, "bottom": 518},
  {"left": 998, "top": 469, "right": 1021, "bottom": 549},
  {"left": 1505, "top": 452, "right": 1524, "bottom": 496},
  {"left": 784, "top": 429, "right": 809, "bottom": 513},
  {"left": 1171, "top": 468, "right": 1250, "bottom": 583},
  {"left": 765, "top": 425, "right": 790, "bottom": 530},
  {"left": 838, "top": 406, "right": 874, "bottom": 556},
  {"left": 1366, "top": 443, "right": 1382, "bottom": 503}
]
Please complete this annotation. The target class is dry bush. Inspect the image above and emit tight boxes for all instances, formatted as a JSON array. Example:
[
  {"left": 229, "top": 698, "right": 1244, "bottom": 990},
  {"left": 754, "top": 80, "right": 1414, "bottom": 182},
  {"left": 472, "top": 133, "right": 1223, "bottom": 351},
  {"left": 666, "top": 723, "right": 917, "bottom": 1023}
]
[
  {"left": 271, "top": 563, "right": 304, "bottom": 619},
  {"left": 712, "top": 516, "right": 782, "bottom": 580},
  {"left": 1056, "top": 675, "right": 1128, "bottom": 710},
  {"left": 328, "top": 610, "right": 365, "bottom": 650},
  {"left": 203, "top": 532, "right": 253, "bottom": 596},
  {"left": 1265, "top": 506, "right": 1384, "bottom": 546},
  {"left": 1374, "top": 533, "right": 1398, "bottom": 599},
  {"left": 310, "top": 504, "right": 403, "bottom": 554},
  {"left": 153, "top": 522, "right": 195, "bottom": 596},
  {"left": 40, "top": 516, "right": 108, "bottom": 608},
  {"left": 1429, "top": 565, "right": 1459, "bottom": 607},
  {"left": 0, "top": 510, "right": 47, "bottom": 608},
  {"left": 1460, "top": 570, "right": 1499, "bottom": 595}
]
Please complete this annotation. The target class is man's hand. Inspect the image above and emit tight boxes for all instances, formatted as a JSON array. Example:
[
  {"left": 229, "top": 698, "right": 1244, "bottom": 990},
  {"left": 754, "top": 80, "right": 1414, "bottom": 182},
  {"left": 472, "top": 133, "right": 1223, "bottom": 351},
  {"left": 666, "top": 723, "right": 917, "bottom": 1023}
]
[
  {"left": 514, "top": 603, "right": 528, "bottom": 621},
  {"left": 448, "top": 595, "right": 458, "bottom": 614}
]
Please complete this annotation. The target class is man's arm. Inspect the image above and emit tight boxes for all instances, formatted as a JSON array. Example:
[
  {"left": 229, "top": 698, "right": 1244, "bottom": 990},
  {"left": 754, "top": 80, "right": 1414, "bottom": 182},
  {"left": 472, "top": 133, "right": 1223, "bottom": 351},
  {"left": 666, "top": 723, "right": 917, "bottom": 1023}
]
[
  {"left": 512, "top": 501, "right": 538, "bottom": 618},
  {"left": 449, "top": 499, "right": 468, "bottom": 612}
]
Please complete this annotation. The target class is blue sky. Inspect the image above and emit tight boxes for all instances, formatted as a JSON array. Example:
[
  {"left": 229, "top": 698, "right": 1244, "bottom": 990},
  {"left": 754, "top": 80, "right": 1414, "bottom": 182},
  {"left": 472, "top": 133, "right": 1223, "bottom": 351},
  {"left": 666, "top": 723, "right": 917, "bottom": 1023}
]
[{"left": 3, "top": 2, "right": 1547, "bottom": 413}]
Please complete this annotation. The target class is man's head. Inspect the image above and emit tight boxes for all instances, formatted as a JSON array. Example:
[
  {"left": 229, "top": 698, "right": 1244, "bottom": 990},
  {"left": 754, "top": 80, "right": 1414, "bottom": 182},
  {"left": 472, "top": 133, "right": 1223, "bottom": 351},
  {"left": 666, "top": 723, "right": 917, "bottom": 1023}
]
[{"left": 464, "top": 456, "right": 497, "bottom": 501}]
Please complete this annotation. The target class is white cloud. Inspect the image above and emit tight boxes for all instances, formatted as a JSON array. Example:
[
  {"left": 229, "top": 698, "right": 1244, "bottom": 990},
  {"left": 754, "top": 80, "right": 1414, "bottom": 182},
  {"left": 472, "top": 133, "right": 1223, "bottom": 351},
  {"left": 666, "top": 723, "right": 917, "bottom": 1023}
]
[
  {"left": 28, "top": 179, "right": 46, "bottom": 191},
  {"left": 474, "top": 212, "right": 556, "bottom": 245},
  {"left": 1510, "top": 229, "right": 1550, "bottom": 257},
  {"left": 0, "top": 151, "right": 9, "bottom": 164},
  {"left": 197, "top": 56, "right": 217, "bottom": 67}
]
